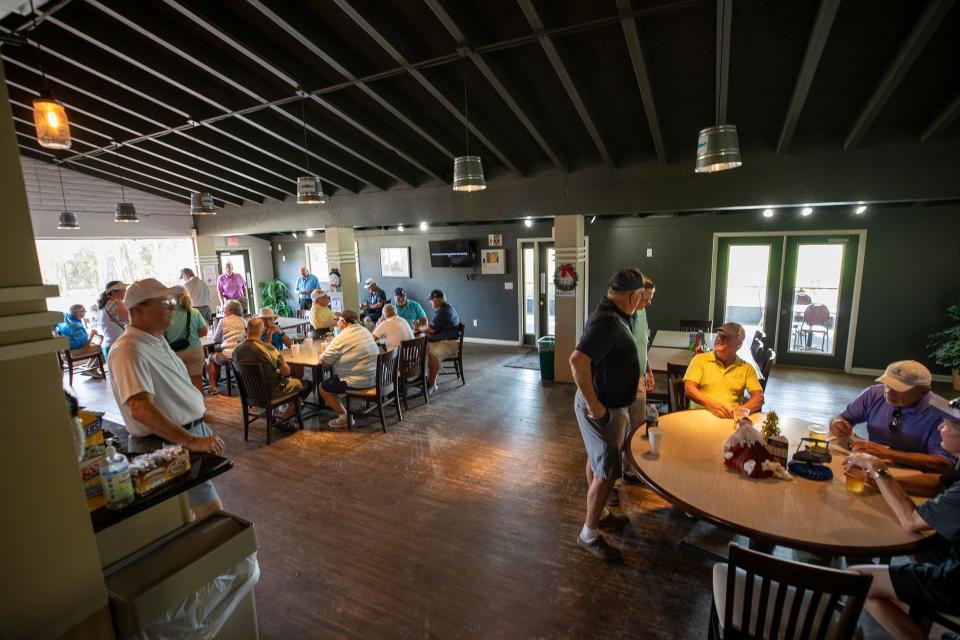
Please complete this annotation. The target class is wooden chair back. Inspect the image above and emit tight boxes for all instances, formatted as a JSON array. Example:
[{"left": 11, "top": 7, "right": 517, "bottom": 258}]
[
  {"left": 680, "top": 319, "right": 713, "bottom": 333},
  {"left": 802, "top": 304, "right": 830, "bottom": 327},
  {"left": 758, "top": 349, "right": 776, "bottom": 390},
  {"left": 666, "top": 362, "right": 687, "bottom": 413},
  {"left": 399, "top": 335, "right": 427, "bottom": 381},
  {"left": 377, "top": 348, "right": 400, "bottom": 395},
  {"left": 718, "top": 543, "right": 871, "bottom": 640},
  {"left": 232, "top": 361, "right": 272, "bottom": 409}
]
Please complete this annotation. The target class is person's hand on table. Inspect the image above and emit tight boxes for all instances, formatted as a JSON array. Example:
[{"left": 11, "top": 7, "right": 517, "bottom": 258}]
[
  {"left": 704, "top": 400, "right": 734, "bottom": 419},
  {"left": 843, "top": 452, "right": 887, "bottom": 476},
  {"left": 850, "top": 439, "right": 890, "bottom": 458},
  {"left": 644, "top": 371, "right": 655, "bottom": 392},
  {"left": 830, "top": 417, "right": 853, "bottom": 438},
  {"left": 187, "top": 435, "right": 225, "bottom": 456}
]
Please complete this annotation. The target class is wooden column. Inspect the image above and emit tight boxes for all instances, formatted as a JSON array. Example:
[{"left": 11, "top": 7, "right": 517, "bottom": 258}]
[
  {"left": 552, "top": 215, "right": 587, "bottom": 384},
  {"left": 324, "top": 227, "right": 359, "bottom": 313},
  {"left": 0, "top": 60, "right": 114, "bottom": 638}
]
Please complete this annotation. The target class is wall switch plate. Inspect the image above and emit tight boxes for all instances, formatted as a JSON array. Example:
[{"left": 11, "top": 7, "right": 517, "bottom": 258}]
[
  {"left": 646, "top": 248, "right": 653, "bottom": 257},
  {"left": 504, "top": 282, "right": 514, "bottom": 290},
  {"left": 473, "top": 319, "right": 478, "bottom": 327}
]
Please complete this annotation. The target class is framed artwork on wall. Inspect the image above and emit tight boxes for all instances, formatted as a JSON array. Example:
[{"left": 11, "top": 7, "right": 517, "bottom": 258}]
[
  {"left": 380, "top": 247, "right": 411, "bottom": 278},
  {"left": 481, "top": 249, "right": 506, "bottom": 275}
]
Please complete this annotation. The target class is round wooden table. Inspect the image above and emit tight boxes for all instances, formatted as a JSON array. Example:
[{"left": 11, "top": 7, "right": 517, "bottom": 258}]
[{"left": 629, "top": 409, "right": 934, "bottom": 556}]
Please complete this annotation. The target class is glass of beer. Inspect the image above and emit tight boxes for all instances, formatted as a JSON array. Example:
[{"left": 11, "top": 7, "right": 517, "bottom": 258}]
[
  {"left": 808, "top": 425, "right": 828, "bottom": 442},
  {"left": 845, "top": 468, "right": 866, "bottom": 495}
]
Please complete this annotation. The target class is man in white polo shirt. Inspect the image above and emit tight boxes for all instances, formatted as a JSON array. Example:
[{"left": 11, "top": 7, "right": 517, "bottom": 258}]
[{"left": 108, "top": 278, "right": 226, "bottom": 519}]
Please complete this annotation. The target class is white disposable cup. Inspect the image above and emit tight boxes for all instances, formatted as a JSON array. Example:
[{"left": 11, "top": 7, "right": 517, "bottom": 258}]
[
  {"left": 303, "top": 337, "right": 314, "bottom": 351},
  {"left": 291, "top": 344, "right": 301, "bottom": 357},
  {"left": 648, "top": 427, "right": 665, "bottom": 455}
]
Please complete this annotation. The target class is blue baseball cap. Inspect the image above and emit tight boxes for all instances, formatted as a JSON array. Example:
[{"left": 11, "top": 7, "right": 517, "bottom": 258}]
[{"left": 394, "top": 287, "right": 406, "bottom": 296}]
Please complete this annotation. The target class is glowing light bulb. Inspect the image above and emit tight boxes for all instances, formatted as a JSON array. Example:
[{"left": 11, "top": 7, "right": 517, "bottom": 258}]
[
  {"left": 419, "top": 221, "right": 428, "bottom": 231},
  {"left": 763, "top": 208, "right": 774, "bottom": 218}
]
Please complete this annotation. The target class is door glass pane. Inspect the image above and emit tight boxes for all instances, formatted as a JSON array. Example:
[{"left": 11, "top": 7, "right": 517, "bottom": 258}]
[
  {"left": 523, "top": 247, "right": 535, "bottom": 335},
  {"left": 546, "top": 247, "right": 556, "bottom": 336},
  {"left": 789, "top": 244, "right": 844, "bottom": 356},
  {"left": 219, "top": 253, "right": 246, "bottom": 278},
  {"left": 305, "top": 243, "right": 329, "bottom": 283},
  {"left": 723, "top": 245, "right": 770, "bottom": 353}
]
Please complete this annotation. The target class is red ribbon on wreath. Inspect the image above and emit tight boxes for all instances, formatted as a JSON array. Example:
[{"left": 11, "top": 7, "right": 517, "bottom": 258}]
[
  {"left": 555, "top": 262, "right": 578, "bottom": 292},
  {"left": 559, "top": 263, "right": 576, "bottom": 280}
]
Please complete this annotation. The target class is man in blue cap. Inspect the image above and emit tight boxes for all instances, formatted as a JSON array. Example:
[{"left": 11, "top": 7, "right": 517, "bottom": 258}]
[{"left": 392, "top": 287, "right": 428, "bottom": 331}]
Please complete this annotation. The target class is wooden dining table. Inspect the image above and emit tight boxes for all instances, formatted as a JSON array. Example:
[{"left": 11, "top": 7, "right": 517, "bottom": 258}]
[
  {"left": 628, "top": 409, "right": 934, "bottom": 557},
  {"left": 282, "top": 340, "right": 330, "bottom": 417}
]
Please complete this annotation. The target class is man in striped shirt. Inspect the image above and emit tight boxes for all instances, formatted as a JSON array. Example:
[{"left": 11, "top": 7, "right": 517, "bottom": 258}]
[{"left": 318, "top": 310, "right": 379, "bottom": 429}]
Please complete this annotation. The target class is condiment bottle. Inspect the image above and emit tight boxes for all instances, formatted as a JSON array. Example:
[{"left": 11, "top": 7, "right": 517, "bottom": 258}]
[{"left": 99, "top": 439, "right": 135, "bottom": 510}]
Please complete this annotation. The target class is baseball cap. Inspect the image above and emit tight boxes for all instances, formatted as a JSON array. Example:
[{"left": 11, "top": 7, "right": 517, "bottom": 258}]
[
  {"left": 124, "top": 278, "right": 183, "bottom": 309},
  {"left": 876, "top": 360, "right": 932, "bottom": 392},
  {"left": 929, "top": 394, "right": 960, "bottom": 424},
  {"left": 259, "top": 307, "right": 277, "bottom": 319},
  {"left": 429, "top": 289, "right": 444, "bottom": 300},
  {"left": 716, "top": 322, "right": 746, "bottom": 341},
  {"left": 394, "top": 287, "right": 406, "bottom": 296},
  {"left": 363, "top": 278, "right": 376, "bottom": 289},
  {"left": 106, "top": 281, "right": 127, "bottom": 293},
  {"left": 608, "top": 267, "right": 645, "bottom": 291}
]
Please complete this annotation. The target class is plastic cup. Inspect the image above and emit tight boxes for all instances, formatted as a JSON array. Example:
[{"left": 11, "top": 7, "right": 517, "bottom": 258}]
[
  {"left": 733, "top": 406, "right": 750, "bottom": 425},
  {"left": 808, "top": 425, "right": 828, "bottom": 442},
  {"left": 845, "top": 469, "right": 865, "bottom": 495},
  {"left": 291, "top": 343, "right": 300, "bottom": 358},
  {"left": 648, "top": 427, "right": 665, "bottom": 455},
  {"left": 303, "top": 337, "right": 314, "bottom": 351}
]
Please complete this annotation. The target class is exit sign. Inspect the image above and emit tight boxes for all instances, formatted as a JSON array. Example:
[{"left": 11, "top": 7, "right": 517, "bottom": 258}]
[{"left": 227, "top": 236, "right": 239, "bottom": 247}]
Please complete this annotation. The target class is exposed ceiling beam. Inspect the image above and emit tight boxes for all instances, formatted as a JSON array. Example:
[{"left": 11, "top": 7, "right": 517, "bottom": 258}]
[
  {"left": 776, "top": 0, "right": 841, "bottom": 156},
  {"left": 424, "top": 0, "right": 566, "bottom": 173},
  {"left": 715, "top": 0, "right": 732, "bottom": 124},
  {"left": 333, "top": 0, "right": 523, "bottom": 176},
  {"left": 517, "top": 0, "right": 614, "bottom": 169},
  {"left": 843, "top": 0, "right": 955, "bottom": 150},
  {"left": 614, "top": 0, "right": 666, "bottom": 165},
  {"left": 12, "top": 0, "right": 73, "bottom": 33},
  {"left": 921, "top": 91, "right": 960, "bottom": 142}
]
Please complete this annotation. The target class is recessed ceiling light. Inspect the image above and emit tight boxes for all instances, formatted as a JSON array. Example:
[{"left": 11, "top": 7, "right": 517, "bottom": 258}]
[
  {"left": 419, "top": 221, "right": 428, "bottom": 231},
  {"left": 397, "top": 224, "right": 404, "bottom": 231},
  {"left": 762, "top": 208, "right": 774, "bottom": 218},
  {"left": 801, "top": 207, "right": 813, "bottom": 217},
  {"left": 590, "top": 215, "right": 597, "bottom": 224},
  {"left": 292, "top": 232, "right": 298, "bottom": 238},
  {"left": 524, "top": 217, "right": 533, "bottom": 228},
  {"left": 855, "top": 204, "right": 867, "bottom": 214},
  {"left": 306, "top": 229, "right": 314, "bottom": 237}
]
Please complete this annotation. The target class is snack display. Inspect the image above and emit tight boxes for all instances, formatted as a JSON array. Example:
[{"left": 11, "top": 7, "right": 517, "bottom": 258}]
[
  {"left": 128, "top": 446, "right": 192, "bottom": 497},
  {"left": 77, "top": 410, "right": 106, "bottom": 512}
]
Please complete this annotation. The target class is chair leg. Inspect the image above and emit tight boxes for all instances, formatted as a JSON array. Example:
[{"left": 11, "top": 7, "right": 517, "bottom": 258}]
[
  {"left": 345, "top": 395, "right": 352, "bottom": 431},
  {"left": 394, "top": 386, "right": 403, "bottom": 422},
  {"left": 422, "top": 374, "right": 429, "bottom": 405},
  {"left": 296, "top": 397, "right": 304, "bottom": 430},
  {"left": 242, "top": 406, "right": 250, "bottom": 442},
  {"left": 265, "top": 406, "right": 272, "bottom": 445},
  {"left": 68, "top": 362, "right": 74, "bottom": 387},
  {"left": 458, "top": 357, "right": 465, "bottom": 385},
  {"left": 378, "top": 396, "right": 387, "bottom": 433},
  {"left": 226, "top": 366, "right": 233, "bottom": 396}
]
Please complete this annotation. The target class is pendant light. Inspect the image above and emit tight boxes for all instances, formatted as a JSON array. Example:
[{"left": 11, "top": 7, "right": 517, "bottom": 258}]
[
  {"left": 27, "top": 0, "right": 71, "bottom": 150},
  {"left": 189, "top": 122, "right": 216, "bottom": 215},
  {"left": 54, "top": 161, "right": 78, "bottom": 229},
  {"left": 112, "top": 143, "right": 138, "bottom": 223},
  {"left": 695, "top": 1, "right": 741, "bottom": 173},
  {"left": 296, "top": 91, "right": 327, "bottom": 205},
  {"left": 453, "top": 54, "right": 485, "bottom": 192}
]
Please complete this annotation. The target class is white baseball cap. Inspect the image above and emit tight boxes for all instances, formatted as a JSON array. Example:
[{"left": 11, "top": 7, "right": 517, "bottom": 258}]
[
  {"left": 259, "top": 307, "right": 277, "bottom": 319},
  {"left": 124, "top": 278, "right": 183, "bottom": 309},
  {"left": 363, "top": 278, "right": 376, "bottom": 289},
  {"left": 311, "top": 289, "right": 329, "bottom": 301},
  {"left": 929, "top": 394, "right": 960, "bottom": 424},
  {"left": 875, "top": 360, "right": 932, "bottom": 392}
]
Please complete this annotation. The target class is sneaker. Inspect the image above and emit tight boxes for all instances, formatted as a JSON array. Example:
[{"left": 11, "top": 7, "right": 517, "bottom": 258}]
[
  {"left": 598, "top": 510, "right": 630, "bottom": 529},
  {"left": 328, "top": 415, "right": 348, "bottom": 429},
  {"left": 272, "top": 403, "right": 289, "bottom": 418},
  {"left": 577, "top": 534, "right": 623, "bottom": 562},
  {"left": 427, "top": 384, "right": 439, "bottom": 395}
]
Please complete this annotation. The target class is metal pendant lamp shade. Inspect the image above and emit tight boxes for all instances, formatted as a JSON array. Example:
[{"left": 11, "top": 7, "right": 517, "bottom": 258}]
[
  {"left": 33, "top": 98, "right": 72, "bottom": 149},
  {"left": 695, "top": 124, "right": 742, "bottom": 173},
  {"left": 57, "top": 210, "right": 79, "bottom": 229},
  {"left": 190, "top": 191, "right": 216, "bottom": 215},
  {"left": 452, "top": 155, "right": 486, "bottom": 192},
  {"left": 297, "top": 175, "right": 327, "bottom": 205},
  {"left": 114, "top": 201, "right": 139, "bottom": 223}
]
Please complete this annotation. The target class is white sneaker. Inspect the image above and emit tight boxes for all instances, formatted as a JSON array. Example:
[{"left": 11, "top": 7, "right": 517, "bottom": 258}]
[
  {"left": 427, "top": 384, "right": 439, "bottom": 395},
  {"left": 328, "top": 415, "right": 348, "bottom": 429}
]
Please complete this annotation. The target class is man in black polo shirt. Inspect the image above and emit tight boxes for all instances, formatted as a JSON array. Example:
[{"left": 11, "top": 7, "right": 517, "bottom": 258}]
[{"left": 569, "top": 268, "right": 644, "bottom": 561}]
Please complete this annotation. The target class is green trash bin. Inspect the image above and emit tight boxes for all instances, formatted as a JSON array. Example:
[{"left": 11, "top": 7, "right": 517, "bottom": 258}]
[{"left": 537, "top": 336, "right": 555, "bottom": 381}]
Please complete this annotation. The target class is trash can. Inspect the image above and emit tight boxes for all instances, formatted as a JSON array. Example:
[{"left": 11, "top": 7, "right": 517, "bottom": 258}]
[
  {"left": 104, "top": 511, "right": 260, "bottom": 639},
  {"left": 537, "top": 336, "right": 555, "bottom": 381}
]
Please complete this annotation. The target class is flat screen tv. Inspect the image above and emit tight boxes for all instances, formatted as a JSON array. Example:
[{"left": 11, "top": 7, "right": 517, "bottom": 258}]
[{"left": 428, "top": 240, "right": 477, "bottom": 268}]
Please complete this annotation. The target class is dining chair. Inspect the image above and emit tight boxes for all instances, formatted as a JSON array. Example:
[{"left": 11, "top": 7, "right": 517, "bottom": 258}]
[
  {"left": 345, "top": 348, "right": 402, "bottom": 432},
  {"left": 439, "top": 323, "right": 466, "bottom": 385},
  {"left": 232, "top": 361, "right": 304, "bottom": 445},
  {"left": 757, "top": 349, "right": 776, "bottom": 391},
  {"left": 57, "top": 344, "right": 107, "bottom": 386},
  {"left": 666, "top": 362, "right": 688, "bottom": 413},
  {"left": 709, "top": 543, "right": 871, "bottom": 640},
  {"left": 398, "top": 335, "right": 428, "bottom": 410},
  {"left": 794, "top": 304, "right": 830, "bottom": 351},
  {"left": 680, "top": 319, "right": 713, "bottom": 333}
]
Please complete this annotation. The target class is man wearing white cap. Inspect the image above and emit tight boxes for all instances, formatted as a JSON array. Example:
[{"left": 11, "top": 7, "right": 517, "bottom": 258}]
[
  {"left": 360, "top": 278, "right": 386, "bottom": 324},
  {"left": 107, "top": 278, "right": 225, "bottom": 519},
  {"left": 830, "top": 360, "right": 955, "bottom": 474}
]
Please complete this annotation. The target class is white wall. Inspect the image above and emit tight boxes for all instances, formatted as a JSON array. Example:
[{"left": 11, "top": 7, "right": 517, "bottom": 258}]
[{"left": 22, "top": 155, "right": 195, "bottom": 238}]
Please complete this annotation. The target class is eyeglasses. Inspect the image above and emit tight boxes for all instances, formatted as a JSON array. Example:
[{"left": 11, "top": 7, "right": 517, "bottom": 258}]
[
  {"left": 142, "top": 297, "right": 176, "bottom": 308},
  {"left": 889, "top": 408, "right": 903, "bottom": 434}
]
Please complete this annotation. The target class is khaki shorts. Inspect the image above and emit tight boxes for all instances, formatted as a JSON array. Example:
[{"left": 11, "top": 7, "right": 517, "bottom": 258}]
[
  {"left": 177, "top": 347, "right": 205, "bottom": 376},
  {"left": 428, "top": 339, "right": 459, "bottom": 361}
]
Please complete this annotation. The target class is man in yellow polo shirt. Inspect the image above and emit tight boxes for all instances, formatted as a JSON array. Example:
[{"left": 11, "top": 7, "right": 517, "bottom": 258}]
[{"left": 683, "top": 322, "right": 764, "bottom": 418}]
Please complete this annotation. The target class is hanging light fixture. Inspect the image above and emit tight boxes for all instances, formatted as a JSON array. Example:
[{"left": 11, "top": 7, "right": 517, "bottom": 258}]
[
  {"left": 27, "top": 0, "right": 71, "bottom": 149},
  {"left": 453, "top": 53, "right": 485, "bottom": 192},
  {"left": 188, "top": 122, "right": 216, "bottom": 215},
  {"left": 295, "top": 91, "right": 327, "bottom": 205},
  {"left": 112, "top": 143, "right": 138, "bottom": 223},
  {"left": 695, "top": 0, "right": 740, "bottom": 173},
  {"left": 54, "top": 161, "right": 78, "bottom": 229}
]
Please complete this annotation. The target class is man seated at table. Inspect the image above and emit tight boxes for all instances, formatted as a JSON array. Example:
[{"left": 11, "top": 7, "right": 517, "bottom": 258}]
[
  {"left": 683, "top": 322, "right": 763, "bottom": 418},
  {"left": 259, "top": 307, "right": 293, "bottom": 351},
  {"left": 360, "top": 278, "right": 387, "bottom": 324},
  {"left": 317, "top": 310, "right": 380, "bottom": 429},
  {"left": 57, "top": 303, "right": 102, "bottom": 359},
  {"left": 309, "top": 290, "right": 337, "bottom": 335},
  {"left": 206, "top": 300, "right": 246, "bottom": 396},
  {"left": 373, "top": 303, "right": 415, "bottom": 351},
  {"left": 830, "top": 360, "right": 955, "bottom": 478},
  {"left": 392, "top": 287, "right": 428, "bottom": 331},
  {"left": 421, "top": 289, "right": 461, "bottom": 394},
  {"left": 845, "top": 395, "right": 960, "bottom": 640},
  {"left": 233, "top": 318, "right": 313, "bottom": 422}
]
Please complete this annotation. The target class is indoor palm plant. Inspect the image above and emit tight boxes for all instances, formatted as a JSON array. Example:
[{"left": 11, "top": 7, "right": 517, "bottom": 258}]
[
  {"left": 928, "top": 300, "right": 960, "bottom": 390},
  {"left": 259, "top": 278, "right": 293, "bottom": 317}
]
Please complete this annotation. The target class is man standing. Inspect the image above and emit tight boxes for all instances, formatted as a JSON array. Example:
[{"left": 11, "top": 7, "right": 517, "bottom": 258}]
[
  {"left": 360, "top": 278, "right": 387, "bottom": 324},
  {"left": 207, "top": 300, "right": 246, "bottom": 396},
  {"left": 295, "top": 266, "right": 321, "bottom": 311},
  {"left": 217, "top": 262, "right": 247, "bottom": 312},
  {"left": 318, "top": 311, "right": 380, "bottom": 429},
  {"left": 683, "top": 322, "right": 764, "bottom": 417},
  {"left": 569, "top": 268, "right": 645, "bottom": 561},
  {"left": 830, "top": 360, "right": 955, "bottom": 474},
  {"left": 107, "top": 278, "right": 225, "bottom": 520},
  {"left": 392, "top": 287, "right": 428, "bottom": 331},
  {"left": 233, "top": 318, "right": 313, "bottom": 422},
  {"left": 180, "top": 268, "right": 214, "bottom": 323},
  {"left": 623, "top": 274, "right": 657, "bottom": 486},
  {"left": 421, "top": 289, "right": 460, "bottom": 393}
]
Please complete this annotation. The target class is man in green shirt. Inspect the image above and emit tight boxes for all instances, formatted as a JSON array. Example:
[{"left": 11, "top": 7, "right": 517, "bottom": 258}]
[
  {"left": 233, "top": 318, "right": 314, "bottom": 421},
  {"left": 623, "top": 274, "right": 656, "bottom": 486}
]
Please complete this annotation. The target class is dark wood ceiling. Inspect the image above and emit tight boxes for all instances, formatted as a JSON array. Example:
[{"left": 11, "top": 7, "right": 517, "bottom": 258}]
[{"left": 2, "top": 0, "right": 958, "bottom": 210}]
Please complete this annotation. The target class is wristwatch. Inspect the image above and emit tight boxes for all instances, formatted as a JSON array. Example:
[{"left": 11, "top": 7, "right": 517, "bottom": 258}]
[{"left": 873, "top": 467, "right": 892, "bottom": 480}]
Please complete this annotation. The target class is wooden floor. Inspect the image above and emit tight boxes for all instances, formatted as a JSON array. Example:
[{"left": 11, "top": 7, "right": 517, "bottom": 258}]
[{"left": 68, "top": 347, "right": 956, "bottom": 639}]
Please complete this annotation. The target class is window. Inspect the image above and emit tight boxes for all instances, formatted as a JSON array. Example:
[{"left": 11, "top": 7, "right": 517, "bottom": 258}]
[
  {"left": 36, "top": 238, "right": 196, "bottom": 312},
  {"left": 304, "top": 243, "right": 329, "bottom": 283}
]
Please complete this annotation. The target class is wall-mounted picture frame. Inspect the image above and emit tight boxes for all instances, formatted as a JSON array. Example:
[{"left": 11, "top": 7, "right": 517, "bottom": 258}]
[
  {"left": 481, "top": 249, "right": 506, "bottom": 275},
  {"left": 380, "top": 247, "right": 411, "bottom": 278}
]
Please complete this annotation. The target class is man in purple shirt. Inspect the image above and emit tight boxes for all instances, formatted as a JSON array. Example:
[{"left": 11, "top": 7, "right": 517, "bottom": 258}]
[
  {"left": 217, "top": 262, "right": 247, "bottom": 311},
  {"left": 831, "top": 360, "right": 955, "bottom": 474}
]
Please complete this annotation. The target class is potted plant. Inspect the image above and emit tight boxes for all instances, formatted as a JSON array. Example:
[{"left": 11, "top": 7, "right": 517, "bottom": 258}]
[
  {"left": 258, "top": 279, "right": 293, "bottom": 317},
  {"left": 928, "top": 301, "right": 960, "bottom": 391}
]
